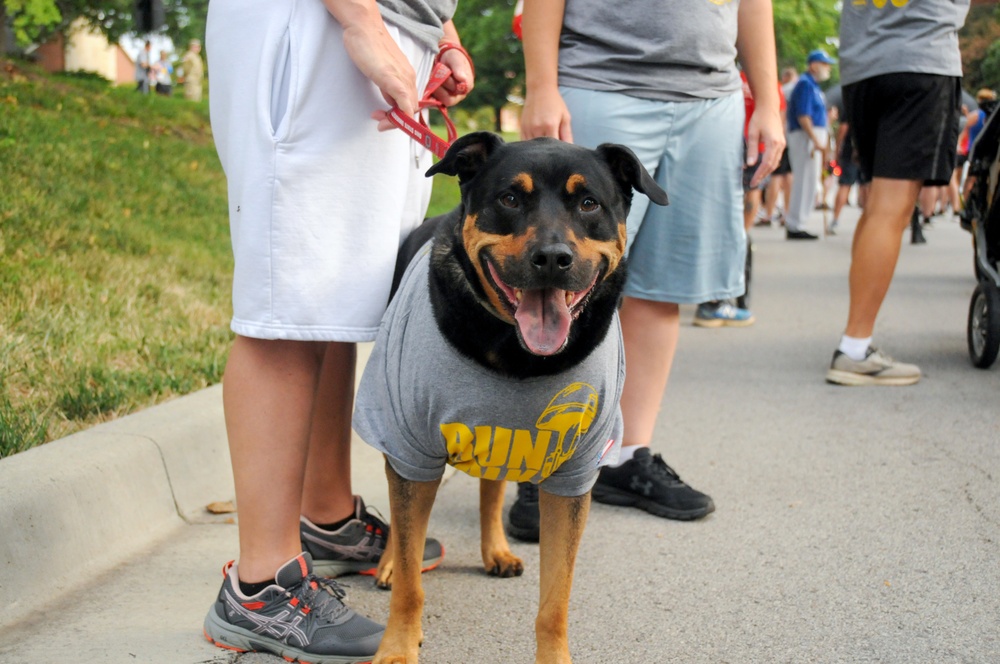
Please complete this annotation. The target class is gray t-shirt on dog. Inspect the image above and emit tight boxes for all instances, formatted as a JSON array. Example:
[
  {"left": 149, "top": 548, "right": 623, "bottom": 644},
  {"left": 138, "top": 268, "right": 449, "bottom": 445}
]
[
  {"left": 839, "top": 0, "right": 969, "bottom": 86},
  {"left": 353, "top": 243, "right": 624, "bottom": 497},
  {"left": 557, "top": 0, "right": 741, "bottom": 101}
]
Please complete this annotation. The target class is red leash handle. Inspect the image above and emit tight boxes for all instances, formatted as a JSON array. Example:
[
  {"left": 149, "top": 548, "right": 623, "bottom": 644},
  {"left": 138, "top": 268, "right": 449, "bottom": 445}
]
[
  {"left": 436, "top": 41, "right": 474, "bottom": 78},
  {"left": 385, "top": 42, "right": 473, "bottom": 157}
]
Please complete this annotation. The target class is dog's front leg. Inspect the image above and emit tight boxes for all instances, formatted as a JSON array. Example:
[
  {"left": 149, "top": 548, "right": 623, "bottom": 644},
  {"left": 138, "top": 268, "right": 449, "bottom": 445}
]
[
  {"left": 374, "top": 460, "right": 441, "bottom": 664},
  {"left": 535, "top": 490, "right": 590, "bottom": 664},
  {"left": 479, "top": 479, "right": 524, "bottom": 577}
]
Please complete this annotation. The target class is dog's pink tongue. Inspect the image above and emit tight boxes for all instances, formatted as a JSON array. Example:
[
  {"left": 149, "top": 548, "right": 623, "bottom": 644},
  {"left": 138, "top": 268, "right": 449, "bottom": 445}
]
[{"left": 514, "top": 288, "right": 571, "bottom": 356}]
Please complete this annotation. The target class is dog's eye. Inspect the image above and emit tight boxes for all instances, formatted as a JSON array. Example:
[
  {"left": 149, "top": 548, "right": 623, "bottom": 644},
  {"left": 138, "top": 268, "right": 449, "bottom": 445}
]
[
  {"left": 499, "top": 193, "right": 519, "bottom": 209},
  {"left": 580, "top": 197, "right": 600, "bottom": 212}
]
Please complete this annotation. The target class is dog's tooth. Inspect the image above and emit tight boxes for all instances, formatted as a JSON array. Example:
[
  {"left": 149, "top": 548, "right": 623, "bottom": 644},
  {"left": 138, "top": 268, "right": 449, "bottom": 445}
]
[
  {"left": 515, "top": 290, "right": 523, "bottom": 303},
  {"left": 566, "top": 291, "right": 575, "bottom": 306}
]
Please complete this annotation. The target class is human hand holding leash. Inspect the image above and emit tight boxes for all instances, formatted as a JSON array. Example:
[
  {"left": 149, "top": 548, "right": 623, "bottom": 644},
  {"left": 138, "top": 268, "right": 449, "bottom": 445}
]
[
  {"left": 432, "top": 24, "right": 475, "bottom": 107},
  {"left": 325, "top": 0, "right": 419, "bottom": 130}
]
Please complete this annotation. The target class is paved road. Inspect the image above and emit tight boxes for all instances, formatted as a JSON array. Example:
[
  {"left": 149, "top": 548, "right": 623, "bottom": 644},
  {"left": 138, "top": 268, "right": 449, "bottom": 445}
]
[{"left": 1, "top": 205, "right": 998, "bottom": 663}]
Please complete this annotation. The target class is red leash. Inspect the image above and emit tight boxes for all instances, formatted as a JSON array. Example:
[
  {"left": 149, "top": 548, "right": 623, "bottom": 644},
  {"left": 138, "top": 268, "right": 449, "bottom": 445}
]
[{"left": 385, "top": 42, "right": 473, "bottom": 159}]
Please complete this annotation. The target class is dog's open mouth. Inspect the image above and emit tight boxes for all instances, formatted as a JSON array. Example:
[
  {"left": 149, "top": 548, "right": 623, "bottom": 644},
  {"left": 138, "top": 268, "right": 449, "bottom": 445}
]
[{"left": 487, "top": 261, "right": 599, "bottom": 356}]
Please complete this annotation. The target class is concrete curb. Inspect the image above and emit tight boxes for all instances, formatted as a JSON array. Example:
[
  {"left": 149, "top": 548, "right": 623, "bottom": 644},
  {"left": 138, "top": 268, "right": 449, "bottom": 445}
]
[
  {"left": 0, "top": 342, "right": 452, "bottom": 633},
  {"left": 0, "top": 385, "right": 234, "bottom": 631}
]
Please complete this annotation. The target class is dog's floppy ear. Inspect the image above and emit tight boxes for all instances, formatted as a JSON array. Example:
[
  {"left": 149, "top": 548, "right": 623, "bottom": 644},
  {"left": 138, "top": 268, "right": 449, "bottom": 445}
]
[
  {"left": 426, "top": 131, "right": 505, "bottom": 182},
  {"left": 595, "top": 143, "right": 668, "bottom": 206}
]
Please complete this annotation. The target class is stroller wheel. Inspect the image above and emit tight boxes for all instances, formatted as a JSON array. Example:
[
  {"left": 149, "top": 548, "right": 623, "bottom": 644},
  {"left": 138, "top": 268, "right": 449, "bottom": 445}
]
[{"left": 967, "top": 280, "right": 1000, "bottom": 369}]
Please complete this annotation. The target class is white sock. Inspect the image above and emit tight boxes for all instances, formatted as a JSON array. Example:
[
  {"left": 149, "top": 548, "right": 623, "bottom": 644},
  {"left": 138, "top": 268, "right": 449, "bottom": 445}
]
[
  {"left": 609, "top": 444, "right": 642, "bottom": 467},
  {"left": 838, "top": 335, "right": 871, "bottom": 361}
]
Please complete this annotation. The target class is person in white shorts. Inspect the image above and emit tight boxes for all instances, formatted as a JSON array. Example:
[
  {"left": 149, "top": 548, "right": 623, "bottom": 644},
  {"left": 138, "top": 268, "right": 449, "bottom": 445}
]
[{"left": 202, "top": 0, "right": 473, "bottom": 660}]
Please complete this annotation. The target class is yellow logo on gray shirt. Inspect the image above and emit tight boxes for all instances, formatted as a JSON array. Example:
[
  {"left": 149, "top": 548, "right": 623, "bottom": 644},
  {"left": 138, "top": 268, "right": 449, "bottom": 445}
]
[{"left": 440, "top": 382, "right": 598, "bottom": 482}]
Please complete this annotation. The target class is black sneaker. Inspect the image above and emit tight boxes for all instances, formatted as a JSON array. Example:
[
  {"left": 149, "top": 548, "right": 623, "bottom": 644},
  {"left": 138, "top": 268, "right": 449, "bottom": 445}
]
[
  {"left": 786, "top": 229, "right": 819, "bottom": 240},
  {"left": 910, "top": 215, "right": 927, "bottom": 244},
  {"left": 301, "top": 495, "right": 444, "bottom": 579},
  {"left": 203, "top": 553, "right": 383, "bottom": 663},
  {"left": 506, "top": 482, "right": 540, "bottom": 543},
  {"left": 591, "top": 447, "right": 715, "bottom": 520}
]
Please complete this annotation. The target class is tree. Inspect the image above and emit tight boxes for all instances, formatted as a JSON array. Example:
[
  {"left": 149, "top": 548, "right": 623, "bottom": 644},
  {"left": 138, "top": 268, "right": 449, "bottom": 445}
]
[
  {"left": 959, "top": 4, "right": 1000, "bottom": 93},
  {"left": 772, "top": 0, "right": 840, "bottom": 71},
  {"left": 2, "top": 0, "right": 208, "bottom": 56},
  {"left": 981, "top": 39, "right": 1000, "bottom": 91},
  {"left": 452, "top": 0, "right": 523, "bottom": 132},
  {"left": 161, "top": 0, "right": 207, "bottom": 52},
  {"left": 3, "top": 0, "right": 62, "bottom": 50}
]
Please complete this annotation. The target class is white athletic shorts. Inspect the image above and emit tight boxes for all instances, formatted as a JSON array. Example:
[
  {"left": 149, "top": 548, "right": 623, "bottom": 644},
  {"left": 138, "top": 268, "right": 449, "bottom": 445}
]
[{"left": 207, "top": 0, "right": 437, "bottom": 341}]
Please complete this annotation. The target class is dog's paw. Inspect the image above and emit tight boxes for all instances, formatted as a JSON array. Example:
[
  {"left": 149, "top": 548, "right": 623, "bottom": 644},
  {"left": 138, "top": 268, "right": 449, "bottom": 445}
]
[
  {"left": 374, "top": 563, "right": 393, "bottom": 590},
  {"left": 373, "top": 634, "right": 422, "bottom": 664},
  {"left": 373, "top": 653, "right": 417, "bottom": 664},
  {"left": 484, "top": 550, "right": 524, "bottom": 578}
]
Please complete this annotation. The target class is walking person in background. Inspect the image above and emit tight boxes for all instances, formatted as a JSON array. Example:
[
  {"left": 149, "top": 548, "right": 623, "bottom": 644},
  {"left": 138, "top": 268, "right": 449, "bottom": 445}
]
[
  {"left": 759, "top": 66, "right": 800, "bottom": 228},
  {"left": 202, "top": 0, "right": 473, "bottom": 660},
  {"left": 785, "top": 49, "right": 835, "bottom": 240},
  {"left": 180, "top": 39, "right": 205, "bottom": 102},
  {"left": 153, "top": 50, "right": 173, "bottom": 96},
  {"left": 506, "top": 0, "right": 783, "bottom": 542},
  {"left": 830, "top": 111, "right": 865, "bottom": 235},
  {"left": 135, "top": 40, "right": 152, "bottom": 94},
  {"left": 825, "top": 0, "right": 969, "bottom": 386}
]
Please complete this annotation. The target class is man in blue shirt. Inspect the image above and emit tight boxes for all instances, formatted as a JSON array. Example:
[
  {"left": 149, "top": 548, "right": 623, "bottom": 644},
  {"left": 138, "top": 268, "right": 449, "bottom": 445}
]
[{"left": 785, "top": 49, "right": 835, "bottom": 240}]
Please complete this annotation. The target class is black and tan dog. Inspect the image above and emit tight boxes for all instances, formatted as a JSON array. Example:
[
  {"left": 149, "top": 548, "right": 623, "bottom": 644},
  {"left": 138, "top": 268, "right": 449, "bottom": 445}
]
[{"left": 354, "top": 132, "right": 666, "bottom": 664}]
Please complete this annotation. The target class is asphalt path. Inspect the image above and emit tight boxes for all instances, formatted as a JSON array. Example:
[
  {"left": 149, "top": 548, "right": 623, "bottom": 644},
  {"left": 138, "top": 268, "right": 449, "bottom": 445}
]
[{"left": 2, "top": 204, "right": 997, "bottom": 663}]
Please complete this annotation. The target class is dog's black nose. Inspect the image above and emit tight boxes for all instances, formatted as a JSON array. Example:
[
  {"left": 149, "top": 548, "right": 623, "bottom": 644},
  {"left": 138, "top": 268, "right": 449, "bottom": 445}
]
[{"left": 530, "top": 243, "right": 574, "bottom": 275}]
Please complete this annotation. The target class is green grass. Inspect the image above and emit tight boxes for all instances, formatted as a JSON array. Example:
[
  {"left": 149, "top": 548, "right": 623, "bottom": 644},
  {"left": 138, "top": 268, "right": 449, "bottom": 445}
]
[
  {"left": 0, "top": 60, "right": 234, "bottom": 456},
  {"left": 0, "top": 60, "right": 473, "bottom": 458}
]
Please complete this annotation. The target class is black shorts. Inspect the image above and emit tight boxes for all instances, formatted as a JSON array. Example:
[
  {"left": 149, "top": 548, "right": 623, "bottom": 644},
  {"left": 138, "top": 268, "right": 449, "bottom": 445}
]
[
  {"left": 843, "top": 73, "right": 961, "bottom": 186},
  {"left": 838, "top": 159, "right": 861, "bottom": 186},
  {"left": 742, "top": 142, "right": 767, "bottom": 192},
  {"left": 773, "top": 146, "right": 791, "bottom": 175}
]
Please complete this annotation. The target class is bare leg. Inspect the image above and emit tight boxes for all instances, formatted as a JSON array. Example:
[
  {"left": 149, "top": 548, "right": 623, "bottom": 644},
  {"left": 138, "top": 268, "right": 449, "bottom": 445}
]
[
  {"left": 223, "top": 336, "right": 323, "bottom": 582},
  {"left": 301, "top": 341, "right": 357, "bottom": 524},
  {"left": 834, "top": 184, "right": 851, "bottom": 222},
  {"left": 763, "top": 175, "right": 781, "bottom": 221},
  {"left": 781, "top": 172, "right": 794, "bottom": 223},
  {"left": 744, "top": 188, "right": 762, "bottom": 232},
  {"left": 618, "top": 297, "right": 680, "bottom": 448},
  {"left": 844, "top": 177, "right": 922, "bottom": 339},
  {"left": 948, "top": 168, "right": 962, "bottom": 213},
  {"left": 374, "top": 462, "right": 441, "bottom": 664},
  {"left": 918, "top": 186, "right": 936, "bottom": 219},
  {"left": 480, "top": 479, "right": 524, "bottom": 577},
  {"left": 535, "top": 490, "right": 590, "bottom": 664}
]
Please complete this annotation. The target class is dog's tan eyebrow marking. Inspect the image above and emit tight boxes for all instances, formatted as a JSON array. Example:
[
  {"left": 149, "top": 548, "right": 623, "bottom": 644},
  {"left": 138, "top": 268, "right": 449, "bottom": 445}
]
[
  {"left": 566, "top": 174, "right": 587, "bottom": 194},
  {"left": 513, "top": 173, "right": 534, "bottom": 193}
]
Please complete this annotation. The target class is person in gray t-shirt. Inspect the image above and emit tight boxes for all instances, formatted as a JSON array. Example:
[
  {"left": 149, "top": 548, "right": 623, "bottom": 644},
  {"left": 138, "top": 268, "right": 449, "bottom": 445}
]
[
  {"left": 825, "top": 0, "right": 970, "bottom": 387},
  {"left": 134, "top": 41, "right": 151, "bottom": 94},
  {"left": 509, "top": 0, "right": 783, "bottom": 540}
]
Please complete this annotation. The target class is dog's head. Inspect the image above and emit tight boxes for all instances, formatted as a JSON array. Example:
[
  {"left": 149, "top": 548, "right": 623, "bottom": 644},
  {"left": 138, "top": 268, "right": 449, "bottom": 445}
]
[{"left": 427, "top": 132, "right": 667, "bottom": 358}]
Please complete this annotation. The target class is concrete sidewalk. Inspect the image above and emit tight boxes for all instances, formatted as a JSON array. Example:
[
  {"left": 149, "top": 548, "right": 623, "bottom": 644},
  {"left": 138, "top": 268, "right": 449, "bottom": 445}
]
[{"left": 1, "top": 205, "right": 998, "bottom": 663}]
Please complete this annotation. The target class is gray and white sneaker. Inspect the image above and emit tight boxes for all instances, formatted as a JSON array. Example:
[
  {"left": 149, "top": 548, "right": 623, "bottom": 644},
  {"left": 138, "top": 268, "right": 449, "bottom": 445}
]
[
  {"left": 301, "top": 496, "right": 444, "bottom": 579},
  {"left": 203, "top": 553, "right": 383, "bottom": 663},
  {"left": 826, "top": 347, "right": 921, "bottom": 386}
]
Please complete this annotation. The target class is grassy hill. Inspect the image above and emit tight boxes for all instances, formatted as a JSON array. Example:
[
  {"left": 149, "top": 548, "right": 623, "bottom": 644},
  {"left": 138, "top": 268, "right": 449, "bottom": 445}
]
[{"left": 0, "top": 59, "right": 461, "bottom": 458}]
